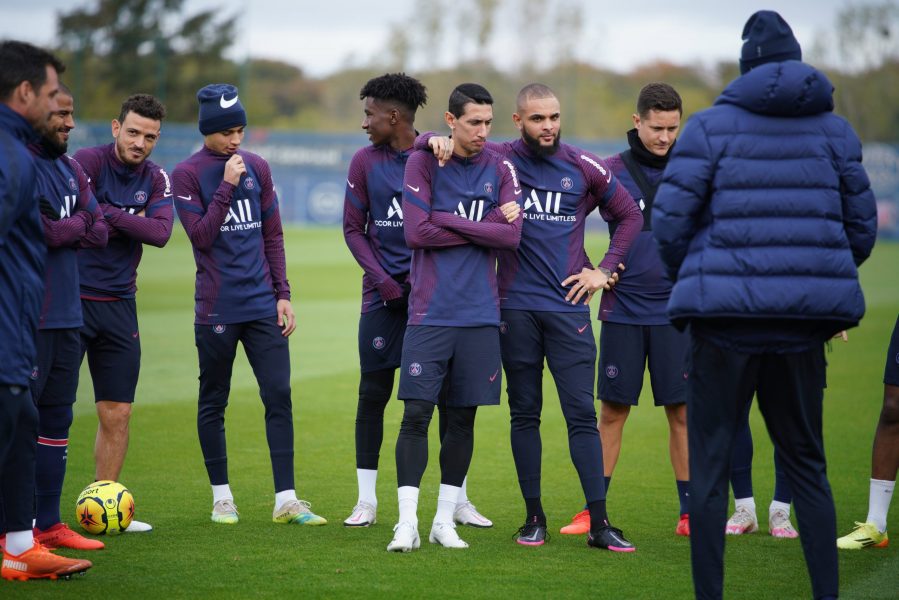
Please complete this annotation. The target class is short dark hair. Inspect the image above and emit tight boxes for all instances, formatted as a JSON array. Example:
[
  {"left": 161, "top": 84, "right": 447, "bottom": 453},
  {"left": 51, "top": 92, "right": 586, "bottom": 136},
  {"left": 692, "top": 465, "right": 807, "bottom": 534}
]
[
  {"left": 359, "top": 73, "right": 427, "bottom": 117},
  {"left": 636, "top": 83, "right": 682, "bottom": 117},
  {"left": 118, "top": 94, "right": 167, "bottom": 123},
  {"left": 0, "top": 40, "right": 65, "bottom": 101},
  {"left": 448, "top": 83, "right": 493, "bottom": 118},
  {"left": 516, "top": 83, "right": 556, "bottom": 112}
]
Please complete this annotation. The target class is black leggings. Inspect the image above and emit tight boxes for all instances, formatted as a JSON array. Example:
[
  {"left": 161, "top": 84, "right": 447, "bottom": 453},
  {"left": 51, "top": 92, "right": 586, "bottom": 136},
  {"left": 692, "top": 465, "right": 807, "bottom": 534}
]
[
  {"left": 354, "top": 369, "right": 395, "bottom": 469},
  {"left": 396, "top": 400, "right": 476, "bottom": 488}
]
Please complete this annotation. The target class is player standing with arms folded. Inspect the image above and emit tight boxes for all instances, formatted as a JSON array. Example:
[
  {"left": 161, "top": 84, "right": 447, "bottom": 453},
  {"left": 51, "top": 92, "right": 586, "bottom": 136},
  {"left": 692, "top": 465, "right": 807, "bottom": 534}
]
[
  {"left": 29, "top": 85, "right": 108, "bottom": 551},
  {"left": 386, "top": 83, "right": 521, "bottom": 552},
  {"left": 74, "top": 94, "right": 172, "bottom": 533},
  {"left": 174, "top": 84, "right": 326, "bottom": 527},
  {"left": 343, "top": 73, "right": 491, "bottom": 529},
  {"left": 424, "top": 83, "right": 642, "bottom": 550}
]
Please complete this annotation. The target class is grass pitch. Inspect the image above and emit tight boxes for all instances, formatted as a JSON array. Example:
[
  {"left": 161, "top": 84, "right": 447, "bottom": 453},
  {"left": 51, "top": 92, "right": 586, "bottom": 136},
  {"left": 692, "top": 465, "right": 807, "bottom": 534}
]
[{"left": 4, "top": 228, "right": 898, "bottom": 599}]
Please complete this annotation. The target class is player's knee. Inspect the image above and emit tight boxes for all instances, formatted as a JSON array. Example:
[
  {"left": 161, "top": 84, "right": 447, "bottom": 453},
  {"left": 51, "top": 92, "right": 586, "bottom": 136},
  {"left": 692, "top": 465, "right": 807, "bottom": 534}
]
[
  {"left": 38, "top": 404, "right": 74, "bottom": 433},
  {"left": 399, "top": 400, "right": 434, "bottom": 438},
  {"left": 881, "top": 385, "right": 899, "bottom": 426},
  {"left": 666, "top": 403, "right": 687, "bottom": 430},
  {"left": 599, "top": 401, "right": 630, "bottom": 426},
  {"left": 98, "top": 401, "right": 131, "bottom": 431},
  {"left": 359, "top": 369, "right": 394, "bottom": 406}
]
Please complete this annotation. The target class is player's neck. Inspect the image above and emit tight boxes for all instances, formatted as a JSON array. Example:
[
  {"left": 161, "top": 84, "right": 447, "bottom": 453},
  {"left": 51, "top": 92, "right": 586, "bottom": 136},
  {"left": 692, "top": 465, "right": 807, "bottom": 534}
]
[{"left": 389, "top": 127, "right": 416, "bottom": 152}]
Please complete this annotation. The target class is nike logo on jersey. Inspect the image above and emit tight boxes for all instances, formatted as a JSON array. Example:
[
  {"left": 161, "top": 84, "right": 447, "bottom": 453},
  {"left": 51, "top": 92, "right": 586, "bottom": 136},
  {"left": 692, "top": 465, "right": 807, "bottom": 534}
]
[
  {"left": 177, "top": 194, "right": 192, "bottom": 201},
  {"left": 347, "top": 179, "right": 355, "bottom": 188},
  {"left": 406, "top": 184, "right": 420, "bottom": 193},
  {"left": 489, "top": 370, "right": 499, "bottom": 383},
  {"left": 220, "top": 94, "right": 239, "bottom": 109},
  {"left": 514, "top": 188, "right": 522, "bottom": 195},
  {"left": 577, "top": 324, "right": 589, "bottom": 334}
]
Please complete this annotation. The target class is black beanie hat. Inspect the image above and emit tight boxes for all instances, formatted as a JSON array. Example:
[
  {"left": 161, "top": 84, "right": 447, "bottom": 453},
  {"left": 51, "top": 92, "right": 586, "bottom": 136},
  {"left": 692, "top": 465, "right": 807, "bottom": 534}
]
[
  {"left": 197, "top": 83, "right": 247, "bottom": 135},
  {"left": 740, "top": 10, "right": 802, "bottom": 74}
]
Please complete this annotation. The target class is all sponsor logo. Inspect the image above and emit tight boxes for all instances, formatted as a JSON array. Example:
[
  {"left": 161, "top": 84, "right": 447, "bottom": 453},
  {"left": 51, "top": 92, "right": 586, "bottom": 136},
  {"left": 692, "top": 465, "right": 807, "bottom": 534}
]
[
  {"left": 58, "top": 195, "right": 77, "bottom": 219},
  {"left": 221, "top": 198, "right": 261, "bottom": 232},
  {"left": 375, "top": 197, "right": 403, "bottom": 228},
  {"left": 456, "top": 200, "right": 486, "bottom": 222},
  {"left": 523, "top": 189, "right": 576, "bottom": 222},
  {"left": 213, "top": 324, "right": 226, "bottom": 334},
  {"left": 605, "top": 364, "right": 619, "bottom": 379},
  {"left": 409, "top": 362, "right": 423, "bottom": 377},
  {"left": 134, "top": 190, "right": 147, "bottom": 204},
  {"left": 372, "top": 336, "right": 386, "bottom": 350}
]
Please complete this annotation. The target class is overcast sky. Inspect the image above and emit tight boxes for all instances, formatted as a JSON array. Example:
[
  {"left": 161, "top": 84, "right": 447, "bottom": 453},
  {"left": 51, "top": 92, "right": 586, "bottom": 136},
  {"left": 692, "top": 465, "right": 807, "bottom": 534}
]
[{"left": 1, "top": 0, "right": 854, "bottom": 76}]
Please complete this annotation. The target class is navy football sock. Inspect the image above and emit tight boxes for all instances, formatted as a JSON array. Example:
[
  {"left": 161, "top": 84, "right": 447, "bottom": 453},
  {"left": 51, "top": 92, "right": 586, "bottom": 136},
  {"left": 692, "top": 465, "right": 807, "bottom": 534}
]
[
  {"left": 676, "top": 479, "right": 690, "bottom": 515},
  {"left": 35, "top": 405, "right": 73, "bottom": 531},
  {"left": 524, "top": 497, "right": 546, "bottom": 523},
  {"left": 587, "top": 499, "right": 608, "bottom": 534}
]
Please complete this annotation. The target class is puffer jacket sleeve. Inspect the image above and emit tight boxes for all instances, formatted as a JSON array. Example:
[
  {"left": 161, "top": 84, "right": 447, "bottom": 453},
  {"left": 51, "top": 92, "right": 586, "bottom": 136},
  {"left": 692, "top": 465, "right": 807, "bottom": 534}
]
[
  {"left": 653, "top": 116, "right": 714, "bottom": 281},
  {"left": 837, "top": 120, "right": 877, "bottom": 266}
]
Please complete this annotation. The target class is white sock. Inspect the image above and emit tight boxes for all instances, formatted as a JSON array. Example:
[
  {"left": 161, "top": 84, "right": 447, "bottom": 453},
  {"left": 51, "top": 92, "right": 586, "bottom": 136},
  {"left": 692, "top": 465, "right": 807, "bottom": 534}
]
[
  {"left": 357, "top": 468, "right": 378, "bottom": 507},
  {"left": 455, "top": 476, "right": 469, "bottom": 508},
  {"left": 397, "top": 486, "right": 419, "bottom": 526},
  {"left": 5, "top": 530, "right": 34, "bottom": 556},
  {"left": 734, "top": 496, "right": 756, "bottom": 516},
  {"left": 769, "top": 500, "right": 791, "bottom": 516},
  {"left": 435, "top": 483, "right": 461, "bottom": 524},
  {"left": 275, "top": 489, "right": 297, "bottom": 508},
  {"left": 866, "top": 478, "right": 895, "bottom": 533},
  {"left": 212, "top": 484, "right": 233, "bottom": 504}
]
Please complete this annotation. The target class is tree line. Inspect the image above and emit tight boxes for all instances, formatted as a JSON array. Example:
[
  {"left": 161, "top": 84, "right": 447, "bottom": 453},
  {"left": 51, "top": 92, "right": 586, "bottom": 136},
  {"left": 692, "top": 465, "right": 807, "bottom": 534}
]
[{"left": 51, "top": 0, "right": 899, "bottom": 142}]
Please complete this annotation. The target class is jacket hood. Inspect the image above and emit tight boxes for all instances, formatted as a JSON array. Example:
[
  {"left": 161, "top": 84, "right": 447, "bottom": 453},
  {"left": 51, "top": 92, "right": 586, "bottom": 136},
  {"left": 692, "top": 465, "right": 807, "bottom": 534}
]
[{"left": 716, "top": 60, "right": 834, "bottom": 117}]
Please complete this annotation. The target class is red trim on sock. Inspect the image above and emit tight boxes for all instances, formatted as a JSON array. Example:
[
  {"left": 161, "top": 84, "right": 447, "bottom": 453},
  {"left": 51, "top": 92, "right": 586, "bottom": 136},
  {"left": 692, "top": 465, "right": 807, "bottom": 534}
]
[{"left": 37, "top": 437, "right": 68, "bottom": 447}]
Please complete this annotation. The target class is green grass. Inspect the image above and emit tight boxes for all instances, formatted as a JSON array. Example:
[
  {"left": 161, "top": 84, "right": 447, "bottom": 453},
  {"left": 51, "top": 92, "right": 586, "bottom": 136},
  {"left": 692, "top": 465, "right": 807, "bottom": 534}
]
[{"left": 5, "top": 227, "right": 898, "bottom": 599}]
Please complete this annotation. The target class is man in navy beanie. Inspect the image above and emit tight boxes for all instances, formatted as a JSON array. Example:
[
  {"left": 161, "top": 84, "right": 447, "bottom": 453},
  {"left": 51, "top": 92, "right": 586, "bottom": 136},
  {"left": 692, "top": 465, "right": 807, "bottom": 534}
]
[
  {"left": 172, "top": 83, "right": 327, "bottom": 527},
  {"left": 653, "top": 11, "right": 877, "bottom": 600}
]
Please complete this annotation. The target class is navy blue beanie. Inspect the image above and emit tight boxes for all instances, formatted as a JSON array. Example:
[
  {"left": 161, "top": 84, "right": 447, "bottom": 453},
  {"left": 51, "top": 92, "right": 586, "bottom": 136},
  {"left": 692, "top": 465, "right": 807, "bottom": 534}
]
[
  {"left": 740, "top": 10, "right": 802, "bottom": 74},
  {"left": 197, "top": 83, "right": 247, "bottom": 135}
]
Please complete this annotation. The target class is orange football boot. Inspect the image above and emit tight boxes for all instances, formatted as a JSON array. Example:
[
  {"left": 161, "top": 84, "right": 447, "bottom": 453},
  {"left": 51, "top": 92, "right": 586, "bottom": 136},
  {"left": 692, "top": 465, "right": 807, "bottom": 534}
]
[
  {"left": 676, "top": 514, "right": 691, "bottom": 536},
  {"left": 1, "top": 541, "right": 92, "bottom": 581},
  {"left": 35, "top": 523, "right": 104, "bottom": 550},
  {"left": 559, "top": 509, "right": 591, "bottom": 535}
]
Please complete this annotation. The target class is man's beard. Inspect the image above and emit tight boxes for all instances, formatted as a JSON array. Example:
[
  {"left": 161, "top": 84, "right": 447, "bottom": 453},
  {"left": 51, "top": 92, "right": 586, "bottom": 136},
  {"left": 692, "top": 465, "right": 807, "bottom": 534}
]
[
  {"left": 522, "top": 127, "right": 560, "bottom": 157},
  {"left": 40, "top": 130, "right": 68, "bottom": 157}
]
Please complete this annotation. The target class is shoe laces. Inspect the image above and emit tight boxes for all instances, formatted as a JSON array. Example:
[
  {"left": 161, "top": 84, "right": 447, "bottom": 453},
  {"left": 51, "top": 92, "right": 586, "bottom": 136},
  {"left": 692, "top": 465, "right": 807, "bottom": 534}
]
[
  {"left": 731, "top": 506, "right": 755, "bottom": 524},
  {"left": 215, "top": 499, "right": 238, "bottom": 514},
  {"left": 392, "top": 521, "right": 416, "bottom": 536},
  {"left": 515, "top": 518, "right": 549, "bottom": 541}
]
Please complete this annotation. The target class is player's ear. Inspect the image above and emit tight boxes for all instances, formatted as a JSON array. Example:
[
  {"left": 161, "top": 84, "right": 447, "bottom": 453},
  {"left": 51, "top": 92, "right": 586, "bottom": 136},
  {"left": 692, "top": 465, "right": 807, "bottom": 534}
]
[
  {"left": 111, "top": 119, "right": 121, "bottom": 138},
  {"left": 512, "top": 112, "right": 522, "bottom": 130},
  {"left": 632, "top": 113, "right": 640, "bottom": 129},
  {"left": 445, "top": 111, "right": 455, "bottom": 131}
]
